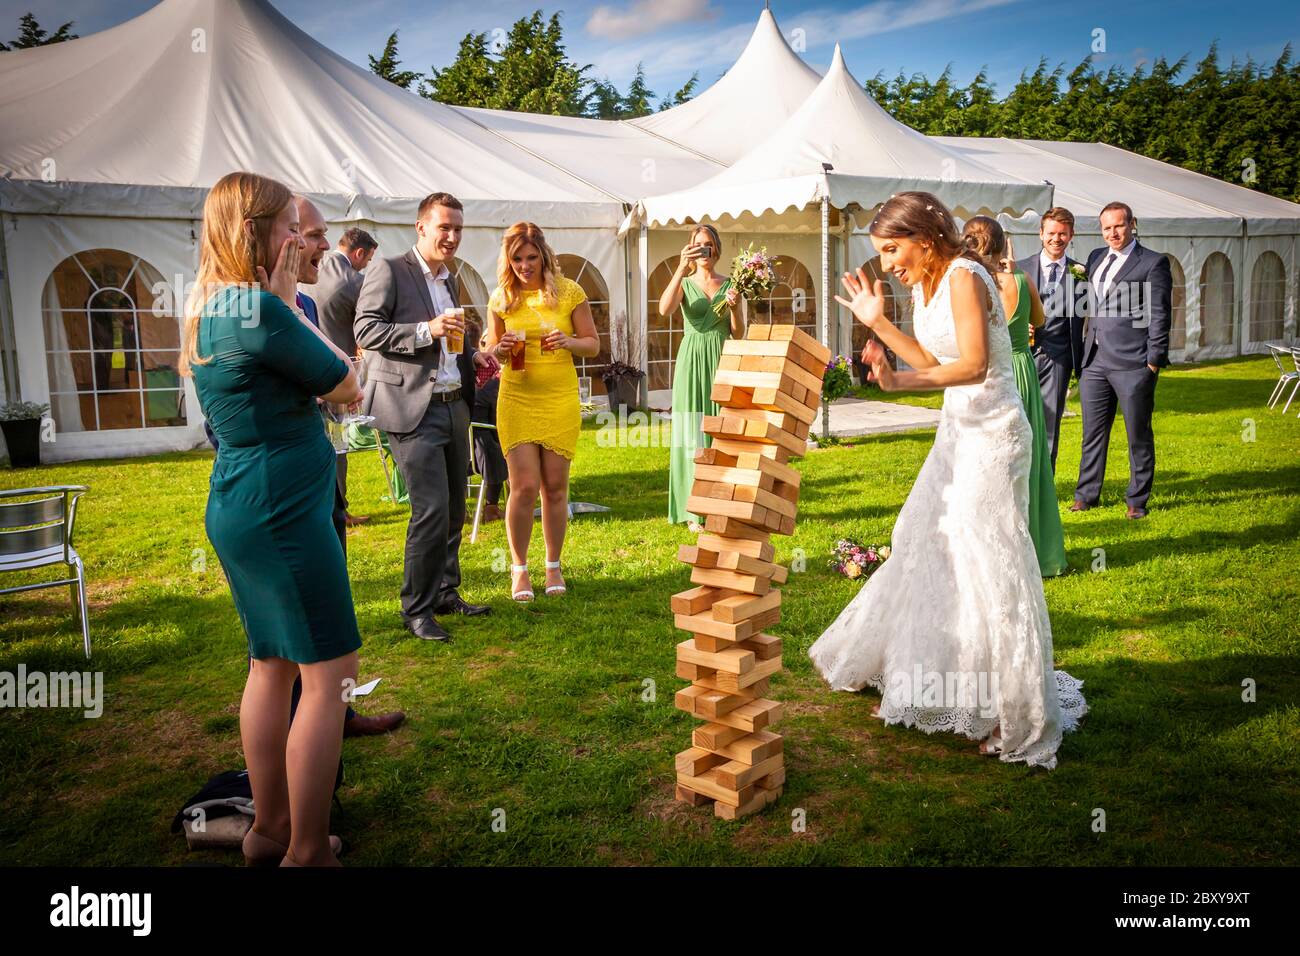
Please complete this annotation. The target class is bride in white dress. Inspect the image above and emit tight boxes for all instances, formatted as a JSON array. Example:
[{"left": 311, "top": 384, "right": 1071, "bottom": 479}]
[{"left": 809, "top": 192, "right": 1086, "bottom": 769}]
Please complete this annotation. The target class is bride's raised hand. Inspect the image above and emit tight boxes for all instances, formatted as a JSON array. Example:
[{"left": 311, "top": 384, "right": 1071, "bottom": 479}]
[
  {"left": 863, "top": 339, "right": 894, "bottom": 391},
  {"left": 835, "top": 268, "right": 886, "bottom": 330}
]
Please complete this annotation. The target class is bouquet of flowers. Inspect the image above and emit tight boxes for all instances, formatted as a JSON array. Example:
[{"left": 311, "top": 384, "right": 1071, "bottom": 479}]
[
  {"left": 829, "top": 538, "right": 890, "bottom": 580},
  {"left": 713, "top": 244, "right": 781, "bottom": 318}
]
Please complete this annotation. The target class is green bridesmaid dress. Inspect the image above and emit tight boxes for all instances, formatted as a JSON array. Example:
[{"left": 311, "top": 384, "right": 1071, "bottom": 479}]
[
  {"left": 192, "top": 286, "right": 363, "bottom": 662},
  {"left": 668, "top": 276, "right": 733, "bottom": 524},
  {"left": 1008, "top": 271, "right": 1070, "bottom": 577}
]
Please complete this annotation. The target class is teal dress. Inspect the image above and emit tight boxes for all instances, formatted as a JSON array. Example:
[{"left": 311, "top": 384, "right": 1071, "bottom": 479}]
[
  {"left": 192, "top": 286, "right": 362, "bottom": 663},
  {"left": 669, "top": 276, "right": 733, "bottom": 524},
  {"left": 1008, "top": 272, "right": 1069, "bottom": 577}
]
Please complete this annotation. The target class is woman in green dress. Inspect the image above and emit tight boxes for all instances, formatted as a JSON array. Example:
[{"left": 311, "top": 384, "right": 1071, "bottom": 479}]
[
  {"left": 659, "top": 225, "right": 745, "bottom": 529},
  {"left": 182, "top": 172, "right": 362, "bottom": 866},
  {"left": 962, "top": 216, "right": 1070, "bottom": 577}
]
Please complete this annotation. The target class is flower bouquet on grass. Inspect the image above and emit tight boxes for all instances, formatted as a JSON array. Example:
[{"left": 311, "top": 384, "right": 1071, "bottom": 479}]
[
  {"left": 713, "top": 244, "right": 781, "bottom": 319},
  {"left": 830, "top": 538, "right": 890, "bottom": 580}
]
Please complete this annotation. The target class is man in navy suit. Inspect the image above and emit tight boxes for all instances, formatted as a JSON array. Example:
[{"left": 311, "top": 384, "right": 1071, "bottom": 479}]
[
  {"left": 1072, "top": 202, "right": 1172, "bottom": 519},
  {"left": 1017, "top": 207, "right": 1085, "bottom": 471}
]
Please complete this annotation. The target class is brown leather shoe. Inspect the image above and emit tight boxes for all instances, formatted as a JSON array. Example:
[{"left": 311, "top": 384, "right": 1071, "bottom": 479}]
[
  {"left": 1069, "top": 500, "right": 1093, "bottom": 512},
  {"left": 344, "top": 711, "right": 406, "bottom": 737},
  {"left": 1126, "top": 506, "right": 1148, "bottom": 519},
  {"left": 481, "top": 503, "right": 504, "bottom": 523},
  {"left": 344, "top": 513, "right": 371, "bottom": 527}
]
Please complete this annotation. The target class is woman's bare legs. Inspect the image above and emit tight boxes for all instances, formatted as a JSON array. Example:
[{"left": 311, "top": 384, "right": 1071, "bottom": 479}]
[
  {"left": 284, "top": 650, "right": 358, "bottom": 866},
  {"left": 505, "top": 444, "right": 542, "bottom": 596},
  {"left": 539, "top": 449, "right": 571, "bottom": 591},
  {"left": 241, "top": 656, "right": 298, "bottom": 846}
]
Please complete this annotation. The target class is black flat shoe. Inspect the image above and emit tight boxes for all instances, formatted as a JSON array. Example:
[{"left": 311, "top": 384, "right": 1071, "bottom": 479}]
[
  {"left": 403, "top": 616, "right": 451, "bottom": 642},
  {"left": 436, "top": 595, "right": 491, "bottom": 617}
]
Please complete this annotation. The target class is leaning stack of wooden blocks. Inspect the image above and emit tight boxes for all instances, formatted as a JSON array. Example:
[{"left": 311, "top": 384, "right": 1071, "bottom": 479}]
[{"left": 673, "top": 323, "right": 831, "bottom": 819}]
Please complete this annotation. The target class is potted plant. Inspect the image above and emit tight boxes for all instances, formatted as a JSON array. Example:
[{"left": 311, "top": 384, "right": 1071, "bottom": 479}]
[
  {"left": 600, "top": 360, "right": 645, "bottom": 415},
  {"left": 820, "top": 355, "right": 853, "bottom": 442},
  {"left": 0, "top": 401, "right": 50, "bottom": 468}
]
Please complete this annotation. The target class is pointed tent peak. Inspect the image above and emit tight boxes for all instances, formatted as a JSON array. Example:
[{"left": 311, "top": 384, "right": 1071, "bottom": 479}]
[
  {"left": 629, "top": 5, "right": 820, "bottom": 164},
  {"left": 830, "top": 43, "right": 846, "bottom": 70}
]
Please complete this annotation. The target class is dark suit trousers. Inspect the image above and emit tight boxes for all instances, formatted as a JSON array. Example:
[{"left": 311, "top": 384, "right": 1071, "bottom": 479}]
[
  {"left": 1075, "top": 363, "right": 1158, "bottom": 510},
  {"left": 335, "top": 454, "right": 349, "bottom": 514},
  {"left": 386, "top": 397, "right": 470, "bottom": 621},
  {"left": 1034, "top": 352, "right": 1072, "bottom": 472}
]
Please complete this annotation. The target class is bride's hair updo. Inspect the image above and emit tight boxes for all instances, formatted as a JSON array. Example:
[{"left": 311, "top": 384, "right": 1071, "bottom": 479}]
[
  {"left": 960, "top": 215, "right": 1009, "bottom": 278},
  {"left": 869, "top": 191, "right": 985, "bottom": 287}
]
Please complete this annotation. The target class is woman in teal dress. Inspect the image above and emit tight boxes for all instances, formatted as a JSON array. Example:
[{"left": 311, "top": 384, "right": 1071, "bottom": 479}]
[
  {"left": 182, "top": 172, "right": 361, "bottom": 867},
  {"left": 962, "top": 216, "right": 1070, "bottom": 577},
  {"left": 659, "top": 225, "right": 745, "bottom": 528}
]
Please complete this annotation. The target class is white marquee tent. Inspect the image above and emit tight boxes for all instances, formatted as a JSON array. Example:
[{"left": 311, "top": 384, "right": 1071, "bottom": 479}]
[{"left": 1, "top": 0, "right": 1296, "bottom": 461}]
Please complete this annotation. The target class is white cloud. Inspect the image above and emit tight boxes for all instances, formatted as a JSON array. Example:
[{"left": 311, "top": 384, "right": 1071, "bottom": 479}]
[{"left": 587, "top": 0, "right": 720, "bottom": 42}]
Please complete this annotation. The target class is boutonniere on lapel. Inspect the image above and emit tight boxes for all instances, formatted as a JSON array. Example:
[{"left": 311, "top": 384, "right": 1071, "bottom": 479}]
[{"left": 1068, "top": 264, "right": 1087, "bottom": 282}]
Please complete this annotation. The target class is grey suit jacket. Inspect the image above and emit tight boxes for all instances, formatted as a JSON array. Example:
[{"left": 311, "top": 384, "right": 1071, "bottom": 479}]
[
  {"left": 313, "top": 250, "right": 362, "bottom": 355},
  {"left": 1017, "top": 252, "right": 1085, "bottom": 373},
  {"left": 353, "top": 249, "right": 476, "bottom": 433},
  {"left": 1081, "top": 241, "right": 1172, "bottom": 371}
]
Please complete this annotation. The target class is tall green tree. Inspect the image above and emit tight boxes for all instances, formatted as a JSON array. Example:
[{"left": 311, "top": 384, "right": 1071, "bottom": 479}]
[
  {"left": 424, "top": 31, "right": 495, "bottom": 106},
  {"left": 488, "top": 11, "right": 591, "bottom": 115},
  {"left": 368, "top": 30, "right": 423, "bottom": 90},
  {"left": 0, "top": 11, "right": 77, "bottom": 50},
  {"left": 661, "top": 72, "right": 700, "bottom": 110},
  {"left": 620, "top": 64, "right": 655, "bottom": 117}
]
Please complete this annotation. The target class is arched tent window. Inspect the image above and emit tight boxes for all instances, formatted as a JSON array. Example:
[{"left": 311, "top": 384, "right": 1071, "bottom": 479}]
[
  {"left": 557, "top": 254, "right": 611, "bottom": 395},
  {"left": 646, "top": 256, "right": 683, "bottom": 392},
  {"left": 1198, "top": 252, "right": 1235, "bottom": 348},
  {"left": 1165, "top": 254, "right": 1187, "bottom": 353},
  {"left": 42, "top": 249, "right": 184, "bottom": 433},
  {"left": 1249, "top": 251, "right": 1286, "bottom": 343},
  {"left": 451, "top": 258, "right": 490, "bottom": 347},
  {"left": 752, "top": 255, "right": 817, "bottom": 344},
  {"left": 853, "top": 256, "right": 912, "bottom": 377}
]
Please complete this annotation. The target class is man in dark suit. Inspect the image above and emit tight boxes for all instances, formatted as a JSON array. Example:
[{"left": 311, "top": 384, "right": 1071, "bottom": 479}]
[
  {"left": 1017, "top": 206, "right": 1085, "bottom": 471},
  {"left": 354, "top": 192, "right": 489, "bottom": 643},
  {"left": 314, "top": 227, "right": 378, "bottom": 529},
  {"left": 1072, "top": 201, "right": 1173, "bottom": 519}
]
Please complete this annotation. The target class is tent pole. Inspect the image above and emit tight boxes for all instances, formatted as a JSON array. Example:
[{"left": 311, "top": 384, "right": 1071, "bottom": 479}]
[
  {"left": 0, "top": 214, "right": 20, "bottom": 402},
  {"left": 820, "top": 196, "right": 830, "bottom": 349},
  {"left": 638, "top": 222, "right": 650, "bottom": 405}
]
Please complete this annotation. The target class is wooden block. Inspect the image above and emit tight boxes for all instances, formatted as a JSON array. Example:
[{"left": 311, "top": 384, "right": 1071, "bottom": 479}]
[
  {"left": 757, "top": 767, "right": 786, "bottom": 790},
  {"left": 676, "top": 544, "right": 720, "bottom": 569},
  {"left": 677, "top": 638, "right": 755, "bottom": 675},
  {"left": 691, "top": 566, "right": 771, "bottom": 596},
  {"left": 703, "top": 414, "right": 805, "bottom": 456},
  {"left": 711, "top": 588, "right": 781, "bottom": 625},
  {"left": 714, "top": 783, "right": 782, "bottom": 820},
  {"left": 709, "top": 436, "right": 791, "bottom": 464},
  {"left": 692, "top": 634, "right": 726, "bottom": 653},
  {"left": 714, "top": 753, "right": 785, "bottom": 791},
  {"left": 742, "top": 633, "right": 783, "bottom": 661},
  {"left": 686, "top": 494, "right": 766, "bottom": 524},
  {"left": 767, "top": 324, "right": 832, "bottom": 364},
  {"left": 747, "top": 324, "right": 772, "bottom": 341},
  {"left": 675, "top": 746, "right": 728, "bottom": 776},
  {"left": 718, "top": 353, "right": 742, "bottom": 370},
  {"left": 696, "top": 533, "right": 776, "bottom": 563},
  {"left": 704, "top": 729, "right": 784, "bottom": 765},
  {"left": 779, "top": 514, "right": 796, "bottom": 536},
  {"left": 695, "top": 655, "right": 782, "bottom": 693},
  {"left": 676, "top": 768, "right": 754, "bottom": 808},
  {"left": 693, "top": 722, "right": 749, "bottom": 752},
  {"left": 714, "top": 550, "right": 788, "bottom": 581},
  {"left": 706, "top": 696, "right": 783, "bottom": 732},
  {"left": 704, "top": 514, "right": 775, "bottom": 539},
  {"left": 694, "top": 463, "right": 773, "bottom": 490},
  {"left": 675, "top": 783, "right": 712, "bottom": 807},
  {"left": 675, "top": 610, "right": 756, "bottom": 642},
  {"left": 789, "top": 343, "right": 828, "bottom": 375},
  {"left": 675, "top": 659, "right": 713, "bottom": 682},
  {"left": 728, "top": 485, "right": 796, "bottom": 519},
  {"left": 694, "top": 447, "right": 734, "bottom": 467},
  {"left": 671, "top": 585, "right": 738, "bottom": 616},
  {"left": 721, "top": 339, "right": 795, "bottom": 358},
  {"left": 737, "top": 354, "right": 794, "bottom": 374}
]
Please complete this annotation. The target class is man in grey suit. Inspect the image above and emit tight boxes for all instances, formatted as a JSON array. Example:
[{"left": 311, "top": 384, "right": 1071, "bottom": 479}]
[
  {"left": 1072, "top": 201, "right": 1172, "bottom": 519},
  {"left": 1017, "top": 206, "right": 1085, "bottom": 471},
  {"left": 315, "top": 227, "right": 378, "bottom": 527},
  {"left": 354, "top": 192, "right": 490, "bottom": 642}
]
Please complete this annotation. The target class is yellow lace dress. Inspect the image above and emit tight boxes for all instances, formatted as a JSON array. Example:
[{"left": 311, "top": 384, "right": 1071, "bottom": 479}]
[{"left": 490, "top": 275, "right": 585, "bottom": 461}]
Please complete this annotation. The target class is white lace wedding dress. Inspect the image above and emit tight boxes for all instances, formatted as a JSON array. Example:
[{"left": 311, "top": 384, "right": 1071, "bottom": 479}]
[{"left": 809, "top": 257, "right": 1087, "bottom": 769}]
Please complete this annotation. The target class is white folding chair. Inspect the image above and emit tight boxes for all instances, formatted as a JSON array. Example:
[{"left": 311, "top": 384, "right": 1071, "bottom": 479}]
[
  {"left": 0, "top": 485, "right": 91, "bottom": 658},
  {"left": 1284, "top": 348, "right": 1300, "bottom": 414},
  {"left": 1266, "top": 344, "right": 1299, "bottom": 409},
  {"left": 468, "top": 420, "right": 504, "bottom": 544}
]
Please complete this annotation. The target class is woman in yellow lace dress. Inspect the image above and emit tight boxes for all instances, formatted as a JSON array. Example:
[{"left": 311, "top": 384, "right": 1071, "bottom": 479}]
[{"left": 486, "top": 222, "right": 600, "bottom": 602}]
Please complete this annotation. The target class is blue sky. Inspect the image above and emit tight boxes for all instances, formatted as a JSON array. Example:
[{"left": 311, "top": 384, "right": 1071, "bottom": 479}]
[{"left": 4, "top": 0, "right": 1296, "bottom": 102}]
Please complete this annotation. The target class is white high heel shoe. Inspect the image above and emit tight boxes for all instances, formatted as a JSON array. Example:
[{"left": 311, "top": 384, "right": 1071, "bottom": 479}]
[
  {"left": 511, "top": 564, "right": 534, "bottom": 602},
  {"left": 544, "top": 559, "right": 566, "bottom": 596}
]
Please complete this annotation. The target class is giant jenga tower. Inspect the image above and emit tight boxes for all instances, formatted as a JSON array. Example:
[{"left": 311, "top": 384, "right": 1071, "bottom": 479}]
[{"left": 673, "top": 323, "right": 830, "bottom": 819}]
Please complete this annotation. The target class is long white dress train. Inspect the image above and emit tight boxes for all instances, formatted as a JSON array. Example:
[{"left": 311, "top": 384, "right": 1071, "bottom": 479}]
[{"left": 809, "top": 257, "right": 1087, "bottom": 769}]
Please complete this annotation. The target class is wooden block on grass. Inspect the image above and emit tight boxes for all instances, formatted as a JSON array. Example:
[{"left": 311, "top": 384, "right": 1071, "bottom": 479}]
[
  {"left": 693, "top": 722, "right": 749, "bottom": 752},
  {"left": 670, "top": 585, "right": 739, "bottom": 616},
  {"left": 676, "top": 638, "right": 755, "bottom": 675},
  {"left": 702, "top": 729, "right": 784, "bottom": 765},
  {"left": 696, "top": 533, "right": 776, "bottom": 563},
  {"left": 675, "top": 783, "right": 712, "bottom": 807},
  {"left": 714, "top": 753, "right": 785, "bottom": 791},
  {"left": 675, "top": 746, "right": 729, "bottom": 777},
  {"left": 711, "top": 588, "right": 781, "bottom": 625},
  {"left": 714, "top": 783, "right": 782, "bottom": 820}
]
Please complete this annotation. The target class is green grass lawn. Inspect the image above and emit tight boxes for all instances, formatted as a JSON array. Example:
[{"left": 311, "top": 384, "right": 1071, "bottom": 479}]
[{"left": 1, "top": 355, "right": 1297, "bottom": 865}]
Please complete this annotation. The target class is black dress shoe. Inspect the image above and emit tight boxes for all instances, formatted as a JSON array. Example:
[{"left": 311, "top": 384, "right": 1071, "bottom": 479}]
[
  {"left": 436, "top": 594, "right": 491, "bottom": 617},
  {"left": 403, "top": 616, "right": 451, "bottom": 642}
]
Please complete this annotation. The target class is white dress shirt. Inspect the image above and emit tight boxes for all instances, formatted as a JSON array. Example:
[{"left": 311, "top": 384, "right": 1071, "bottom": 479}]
[
  {"left": 411, "top": 245, "right": 461, "bottom": 393},
  {"left": 1094, "top": 238, "right": 1137, "bottom": 299},
  {"left": 1039, "top": 250, "right": 1068, "bottom": 288}
]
